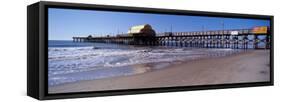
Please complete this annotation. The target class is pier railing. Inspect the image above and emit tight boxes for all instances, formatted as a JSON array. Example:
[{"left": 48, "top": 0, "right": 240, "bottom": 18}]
[{"left": 72, "top": 29, "right": 271, "bottom": 49}]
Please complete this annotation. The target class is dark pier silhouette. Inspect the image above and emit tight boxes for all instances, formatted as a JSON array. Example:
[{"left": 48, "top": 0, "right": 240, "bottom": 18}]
[{"left": 73, "top": 24, "right": 271, "bottom": 49}]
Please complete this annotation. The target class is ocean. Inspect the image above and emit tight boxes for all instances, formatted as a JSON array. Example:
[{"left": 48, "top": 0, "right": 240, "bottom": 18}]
[{"left": 48, "top": 40, "right": 242, "bottom": 86}]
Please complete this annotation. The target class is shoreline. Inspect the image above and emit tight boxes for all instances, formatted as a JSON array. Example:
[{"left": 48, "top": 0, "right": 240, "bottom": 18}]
[{"left": 49, "top": 50, "right": 270, "bottom": 94}]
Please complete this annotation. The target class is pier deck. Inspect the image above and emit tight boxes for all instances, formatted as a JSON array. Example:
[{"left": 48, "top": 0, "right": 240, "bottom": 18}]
[{"left": 73, "top": 28, "right": 271, "bottom": 49}]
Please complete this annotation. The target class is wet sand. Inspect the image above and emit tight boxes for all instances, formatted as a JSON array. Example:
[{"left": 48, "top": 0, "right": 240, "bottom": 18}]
[{"left": 49, "top": 50, "right": 270, "bottom": 94}]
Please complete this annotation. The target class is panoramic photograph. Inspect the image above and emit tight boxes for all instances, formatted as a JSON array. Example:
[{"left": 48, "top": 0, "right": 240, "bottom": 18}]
[{"left": 48, "top": 8, "right": 271, "bottom": 94}]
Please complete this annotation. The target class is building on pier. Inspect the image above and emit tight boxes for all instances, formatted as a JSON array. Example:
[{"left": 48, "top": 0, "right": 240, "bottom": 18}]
[{"left": 127, "top": 24, "right": 156, "bottom": 37}]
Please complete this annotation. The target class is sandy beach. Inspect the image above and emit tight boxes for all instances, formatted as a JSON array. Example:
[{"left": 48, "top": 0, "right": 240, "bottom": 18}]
[{"left": 49, "top": 50, "right": 270, "bottom": 94}]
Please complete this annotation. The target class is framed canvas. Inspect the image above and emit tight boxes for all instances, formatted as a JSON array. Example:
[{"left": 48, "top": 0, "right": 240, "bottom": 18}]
[{"left": 27, "top": 1, "right": 274, "bottom": 100}]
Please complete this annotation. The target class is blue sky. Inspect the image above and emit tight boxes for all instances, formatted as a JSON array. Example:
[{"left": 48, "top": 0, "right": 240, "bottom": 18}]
[{"left": 48, "top": 8, "right": 270, "bottom": 40}]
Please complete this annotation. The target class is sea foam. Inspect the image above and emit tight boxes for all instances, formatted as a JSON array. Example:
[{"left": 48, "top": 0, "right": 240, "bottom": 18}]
[{"left": 48, "top": 46, "right": 242, "bottom": 86}]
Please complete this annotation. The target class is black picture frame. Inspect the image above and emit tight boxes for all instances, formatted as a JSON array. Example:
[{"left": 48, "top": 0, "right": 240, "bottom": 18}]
[{"left": 27, "top": 1, "right": 274, "bottom": 100}]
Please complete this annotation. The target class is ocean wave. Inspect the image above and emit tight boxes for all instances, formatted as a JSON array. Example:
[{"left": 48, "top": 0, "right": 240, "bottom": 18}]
[
  {"left": 49, "top": 47, "right": 240, "bottom": 74},
  {"left": 48, "top": 46, "right": 242, "bottom": 86}
]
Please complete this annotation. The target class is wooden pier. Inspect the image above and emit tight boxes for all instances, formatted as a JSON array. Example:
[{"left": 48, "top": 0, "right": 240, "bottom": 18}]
[{"left": 73, "top": 28, "right": 270, "bottom": 49}]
